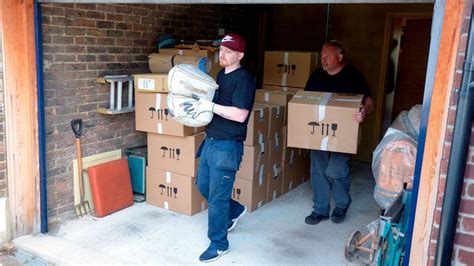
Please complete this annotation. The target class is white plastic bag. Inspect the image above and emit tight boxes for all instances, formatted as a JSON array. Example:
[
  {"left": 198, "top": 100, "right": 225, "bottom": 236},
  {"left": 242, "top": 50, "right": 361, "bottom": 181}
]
[{"left": 167, "top": 64, "right": 219, "bottom": 127}]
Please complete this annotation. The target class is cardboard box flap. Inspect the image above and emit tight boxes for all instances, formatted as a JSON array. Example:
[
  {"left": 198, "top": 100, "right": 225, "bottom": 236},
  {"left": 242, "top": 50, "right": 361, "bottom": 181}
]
[{"left": 290, "top": 91, "right": 363, "bottom": 109}]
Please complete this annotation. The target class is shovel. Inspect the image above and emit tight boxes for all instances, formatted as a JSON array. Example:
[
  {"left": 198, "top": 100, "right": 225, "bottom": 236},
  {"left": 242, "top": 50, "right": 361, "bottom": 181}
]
[{"left": 71, "top": 119, "right": 91, "bottom": 217}]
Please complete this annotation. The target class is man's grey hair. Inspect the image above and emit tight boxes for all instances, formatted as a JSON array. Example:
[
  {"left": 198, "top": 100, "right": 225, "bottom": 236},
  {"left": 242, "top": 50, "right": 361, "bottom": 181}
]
[{"left": 322, "top": 40, "right": 346, "bottom": 56}]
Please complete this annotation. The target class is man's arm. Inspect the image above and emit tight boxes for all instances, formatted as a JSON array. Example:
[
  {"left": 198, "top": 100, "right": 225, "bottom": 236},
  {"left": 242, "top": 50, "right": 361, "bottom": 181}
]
[
  {"left": 183, "top": 95, "right": 250, "bottom": 123},
  {"left": 213, "top": 104, "right": 249, "bottom": 123},
  {"left": 353, "top": 96, "right": 374, "bottom": 123}
]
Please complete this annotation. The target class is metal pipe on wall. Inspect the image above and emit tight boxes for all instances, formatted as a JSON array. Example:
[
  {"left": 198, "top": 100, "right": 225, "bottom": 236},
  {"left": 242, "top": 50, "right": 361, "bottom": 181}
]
[
  {"left": 34, "top": 0, "right": 48, "bottom": 234},
  {"left": 325, "top": 3, "right": 330, "bottom": 42},
  {"left": 435, "top": 4, "right": 474, "bottom": 264}
]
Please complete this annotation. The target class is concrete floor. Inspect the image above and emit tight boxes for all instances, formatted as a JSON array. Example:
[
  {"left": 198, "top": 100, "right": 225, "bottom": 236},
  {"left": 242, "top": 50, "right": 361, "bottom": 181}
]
[{"left": 13, "top": 162, "right": 379, "bottom": 265}]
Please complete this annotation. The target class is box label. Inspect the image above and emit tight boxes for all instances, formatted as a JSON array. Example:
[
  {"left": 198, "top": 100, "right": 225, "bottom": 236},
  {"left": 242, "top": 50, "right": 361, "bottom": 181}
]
[{"left": 138, "top": 78, "right": 155, "bottom": 91}]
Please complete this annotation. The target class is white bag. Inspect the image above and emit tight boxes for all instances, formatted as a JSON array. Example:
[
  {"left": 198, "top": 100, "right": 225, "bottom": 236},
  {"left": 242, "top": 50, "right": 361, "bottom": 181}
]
[
  {"left": 167, "top": 93, "right": 214, "bottom": 127},
  {"left": 167, "top": 64, "right": 219, "bottom": 127},
  {"left": 168, "top": 64, "right": 218, "bottom": 100}
]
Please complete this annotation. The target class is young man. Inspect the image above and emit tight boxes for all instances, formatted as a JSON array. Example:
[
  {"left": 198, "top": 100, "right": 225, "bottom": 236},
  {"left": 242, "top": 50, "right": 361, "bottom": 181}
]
[
  {"left": 304, "top": 40, "right": 374, "bottom": 225},
  {"left": 183, "top": 33, "right": 255, "bottom": 262}
]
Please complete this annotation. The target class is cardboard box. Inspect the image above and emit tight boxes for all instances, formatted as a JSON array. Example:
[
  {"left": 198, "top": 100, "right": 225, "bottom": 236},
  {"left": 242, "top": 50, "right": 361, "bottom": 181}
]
[
  {"left": 135, "top": 91, "right": 204, "bottom": 136},
  {"left": 237, "top": 143, "right": 269, "bottom": 182},
  {"left": 267, "top": 162, "right": 283, "bottom": 202},
  {"left": 263, "top": 84, "right": 302, "bottom": 93},
  {"left": 263, "top": 51, "right": 318, "bottom": 88},
  {"left": 268, "top": 138, "right": 283, "bottom": 169},
  {"left": 146, "top": 167, "right": 206, "bottom": 216},
  {"left": 147, "top": 132, "right": 205, "bottom": 177},
  {"left": 149, "top": 53, "right": 210, "bottom": 74},
  {"left": 267, "top": 139, "right": 283, "bottom": 202},
  {"left": 287, "top": 91, "right": 363, "bottom": 154},
  {"left": 255, "top": 90, "right": 294, "bottom": 125},
  {"left": 134, "top": 73, "right": 169, "bottom": 93},
  {"left": 244, "top": 106, "right": 269, "bottom": 147},
  {"left": 255, "top": 103, "right": 284, "bottom": 141},
  {"left": 281, "top": 160, "right": 302, "bottom": 194},
  {"left": 159, "top": 48, "right": 221, "bottom": 79},
  {"left": 232, "top": 177, "right": 267, "bottom": 212},
  {"left": 281, "top": 126, "right": 297, "bottom": 162}
]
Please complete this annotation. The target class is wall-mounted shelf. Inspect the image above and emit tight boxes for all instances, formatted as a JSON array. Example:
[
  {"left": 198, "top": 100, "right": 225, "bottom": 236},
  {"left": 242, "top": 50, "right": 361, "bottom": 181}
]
[
  {"left": 97, "top": 107, "right": 134, "bottom": 115},
  {"left": 97, "top": 75, "right": 135, "bottom": 115}
]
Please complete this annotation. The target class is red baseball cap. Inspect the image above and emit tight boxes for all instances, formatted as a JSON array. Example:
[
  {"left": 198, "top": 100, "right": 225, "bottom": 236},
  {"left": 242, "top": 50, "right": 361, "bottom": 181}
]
[{"left": 220, "top": 33, "right": 246, "bottom": 52}]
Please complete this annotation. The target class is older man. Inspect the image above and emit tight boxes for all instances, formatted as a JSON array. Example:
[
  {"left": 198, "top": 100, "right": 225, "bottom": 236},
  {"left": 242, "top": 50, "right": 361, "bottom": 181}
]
[{"left": 304, "top": 40, "right": 374, "bottom": 225}]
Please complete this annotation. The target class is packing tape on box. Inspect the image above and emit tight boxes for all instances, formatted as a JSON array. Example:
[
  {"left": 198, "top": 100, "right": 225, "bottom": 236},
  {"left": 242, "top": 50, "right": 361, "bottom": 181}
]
[
  {"left": 214, "top": 52, "right": 219, "bottom": 63},
  {"left": 289, "top": 180, "right": 293, "bottom": 191},
  {"left": 258, "top": 132, "right": 263, "bottom": 144},
  {"left": 318, "top": 93, "right": 332, "bottom": 121},
  {"left": 264, "top": 92, "right": 270, "bottom": 102},
  {"left": 166, "top": 171, "right": 172, "bottom": 183},
  {"left": 155, "top": 93, "right": 162, "bottom": 109},
  {"left": 282, "top": 86, "right": 288, "bottom": 92},
  {"left": 164, "top": 201, "right": 169, "bottom": 210},
  {"left": 157, "top": 123, "right": 163, "bottom": 134},
  {"left": 276, "top": 106, "right": 281, "bottom": 117},
  {"left": 290, "top": 150, "right": 295, "bottom": 165},
  {"left": 272, "top": 190, "right": 277, "bottom": 200},
  {"left": 281, "top": 52, "right": 289, "bottom": 86},
  {"left": 273, "top": 164, "right": 281, "bottom": 177},
  {"left": 201, "top": 201, "right": 206, "bottom": 211},
  {"left": 255, "top": 142, "right": 265, "bottom": 171},
  {"left": 177, "top": 49, "right": 184, "bottom": 55},
  {"left": 320, "top": 136, "right": 329, "bottom": 150},
  {"left": 275, "top": 133, "right": 280, "bottom": 147},
  {"left": 257, "top": 108, "right": 264, "bottom": 120},
  {"left": 194, "top": 127, "right": 198, "bottom": 133},
  {"left": 259, "top": 165, "right": 264, "bottom": 186},
  {"left": 258, "top": 201, "right": 263, "bottom": 208}
]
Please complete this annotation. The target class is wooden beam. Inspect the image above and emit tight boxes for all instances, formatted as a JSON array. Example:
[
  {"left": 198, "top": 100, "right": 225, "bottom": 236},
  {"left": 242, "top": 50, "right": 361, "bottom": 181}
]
[
  {"left": 410, "top": 0, "right": 464, "bottom": 264},
  {"left": 1, "top": 0, "right": 40, "bottom": 237}
]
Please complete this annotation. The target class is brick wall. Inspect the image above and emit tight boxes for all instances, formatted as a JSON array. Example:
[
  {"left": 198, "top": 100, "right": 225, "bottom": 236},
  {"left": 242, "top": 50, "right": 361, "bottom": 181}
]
[
  {"left": 429, "top": 1, "right": 474, "bottom": 264},
  {"left": 41, "top": 3, "right": 259, "bottom": 222},
  {"left": 0, "top": 34, "right": 6, "bottom": 198}
]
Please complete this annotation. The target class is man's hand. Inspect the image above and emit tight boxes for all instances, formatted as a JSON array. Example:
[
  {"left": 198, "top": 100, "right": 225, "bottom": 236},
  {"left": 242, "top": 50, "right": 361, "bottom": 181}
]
[
  {"left": 353, "top": 106, "right": 366, "bottom": 123},
  {"left": 182, "top": 94, "right": 215, "bottom": 119}
]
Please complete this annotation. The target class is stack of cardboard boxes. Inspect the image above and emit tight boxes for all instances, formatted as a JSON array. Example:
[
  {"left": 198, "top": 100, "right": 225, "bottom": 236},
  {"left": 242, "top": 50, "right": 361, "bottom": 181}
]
[
  {"left": 233, "top": 105, "right": 269, "bottom": 212},
  {"left": 134, "top": 75, "right": 207, "bottom": 215},
  {"left": 252, "top": 51, "right": 319, "bottom": 200},
  {"left": 134, "top": 47, "right": 221, "bottom": 216}
]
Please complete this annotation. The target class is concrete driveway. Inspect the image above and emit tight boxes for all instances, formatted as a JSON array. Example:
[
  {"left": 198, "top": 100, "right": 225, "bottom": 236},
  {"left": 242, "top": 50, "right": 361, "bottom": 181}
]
[{"left": 13, "top": 162, "right": 379, "bottom": 265}]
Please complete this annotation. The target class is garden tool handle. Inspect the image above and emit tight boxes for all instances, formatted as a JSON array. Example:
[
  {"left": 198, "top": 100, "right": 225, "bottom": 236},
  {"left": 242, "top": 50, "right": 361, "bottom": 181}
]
[
  {"left": 75, "top": 138, "right": 85, "bottom": 201},
  {"left": 70, "top": 119, "right": 83, "bottom": 139}
]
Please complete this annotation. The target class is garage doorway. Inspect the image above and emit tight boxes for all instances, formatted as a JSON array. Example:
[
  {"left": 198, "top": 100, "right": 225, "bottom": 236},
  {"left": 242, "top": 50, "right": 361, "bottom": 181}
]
[{"left": 380, "top": 13, "right": 432, "bottom": 136}]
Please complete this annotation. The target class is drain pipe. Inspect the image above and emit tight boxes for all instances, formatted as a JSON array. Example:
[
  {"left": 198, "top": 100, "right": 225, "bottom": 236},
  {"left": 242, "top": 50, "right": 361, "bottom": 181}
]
[
  {"left": 34, "top": 0, "right": 48, "bottom": 234},
  {"left": 435, "top": 5, "right": 474, "bottom": 265}
]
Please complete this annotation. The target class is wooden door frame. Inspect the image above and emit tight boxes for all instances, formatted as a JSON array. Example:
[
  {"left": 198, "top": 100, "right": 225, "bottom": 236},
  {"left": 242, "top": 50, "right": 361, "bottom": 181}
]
[
  {"left": 0, "top": 0, "right": 40, "bottom": 238},
  {"left": 410, "top": 0, "right": 464, "bottom": 263},
  {"left": 374, "top": 12, "right": 433, "bottom": 144}
]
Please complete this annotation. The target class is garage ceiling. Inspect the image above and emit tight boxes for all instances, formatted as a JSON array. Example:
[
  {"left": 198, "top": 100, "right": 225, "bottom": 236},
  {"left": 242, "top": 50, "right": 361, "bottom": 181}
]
[{"left": 39, "top": 0, "right": 435, "bottom": 3}]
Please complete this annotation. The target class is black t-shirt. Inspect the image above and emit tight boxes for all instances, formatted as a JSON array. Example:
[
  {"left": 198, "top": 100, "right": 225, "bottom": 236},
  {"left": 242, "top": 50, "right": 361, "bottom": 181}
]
[
  {"left": 304, "top": 64, "right": 372, "bottom": 98},
  {"left": 205, "top": 67, "right": 256, "bottom": 141}
]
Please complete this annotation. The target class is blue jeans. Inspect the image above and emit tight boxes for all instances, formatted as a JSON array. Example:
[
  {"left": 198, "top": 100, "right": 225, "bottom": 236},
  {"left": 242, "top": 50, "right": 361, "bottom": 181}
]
[
  {"left": 196, "top": 137, "right": 244, "bottom": 250},
  {"left": 310, "top": 150, "right": 352, "bottom": 216}
]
